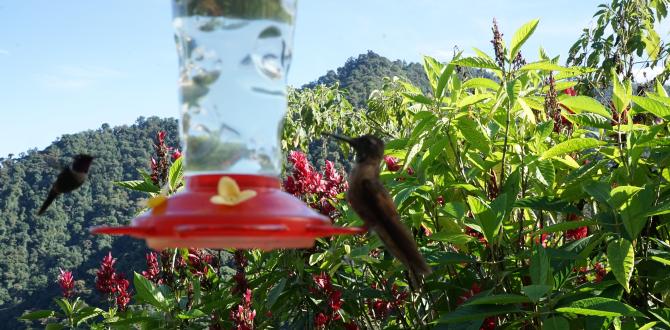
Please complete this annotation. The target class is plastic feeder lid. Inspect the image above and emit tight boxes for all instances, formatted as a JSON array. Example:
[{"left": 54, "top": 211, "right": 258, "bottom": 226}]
[{"left": 90, "top": 174, "right": 365, "bottom": 250}]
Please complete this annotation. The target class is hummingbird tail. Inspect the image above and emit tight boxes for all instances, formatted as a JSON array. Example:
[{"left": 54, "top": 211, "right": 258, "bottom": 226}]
[
  {"left": 373, "top": 219, "right": 432, "bottom": 283},
  {"left": 38, "top": 189, "right": 59, "bottom": 215}
]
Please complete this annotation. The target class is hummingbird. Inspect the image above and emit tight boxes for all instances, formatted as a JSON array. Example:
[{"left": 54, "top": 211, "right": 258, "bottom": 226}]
[
  {"left": 38, "top": 154, "right": 94, "bottom": 215},
  {"left": 326, "top": 134, "right": 431, "bottom": 286}
]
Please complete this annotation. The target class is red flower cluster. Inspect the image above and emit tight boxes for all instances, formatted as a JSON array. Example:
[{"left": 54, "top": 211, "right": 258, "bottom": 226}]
[
  {"left": 367, "top": 280, "right": 409, "bottom": 320},
  {"left": 230, "top": 289, "right": 256, "bottom": 330},
  {"left": 466, "top": 226, "right": 488, "bottom": 246},
  {"left": 436, "top": 195, "right": 445, "bottom": 206},
  {"left": 384, "top": 156, "right": 401, "bottom": 172},
  {"left": 564, "top": 87, "right": 577, "bottom": 96},
  {"left": 230, "top": 250, "right": 255, "bottom": 329},
  {"left": 172, "top": 149, "right": 182, "bottom": 161},
  {"left": 57, "top": 269, "right": 74, "bottom": 298},
  {"left": 457, "top": 283, "right": 495, "bottom": 329},
  {"left": 283, "top": 151, "right": 348, "bottom": 218},
  {"left": 565, "top": 214, "right": 588, "bottom": 240},
  {"left": 594, "top": 262, "right": 607, "bottom": 283},
  {"left": 142, "top": 252, "right": 161, "bottom": 284},
  {"left": 95, "top": 252, "right": 132, "bottom": 311},
  {"left": 310, "top": 272, "right": 344, "bottom": 328}
]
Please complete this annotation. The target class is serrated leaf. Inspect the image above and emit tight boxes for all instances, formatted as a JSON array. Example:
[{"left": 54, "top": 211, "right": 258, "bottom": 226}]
[
  {"left": 633, "top": 95, "right": 670, "bottom": 119},
  {"left": 532, "top": 220, "right": 595, "bottom": 236},
  {"left": 509, "top": 19, "right": 540, "bottom": 61},
  {"left": 542, "top": 316, "right": 569, "bottom": 330},
  {"left": 523, "top": 285, "right": 551, "bottom": 303},
  {"left": 461, "top": 78, "right": 500, "bottom": 90},
  {"left": 556, "top": 297, "right": 642, "bottom": 317},
  {"left": 20, "top": 310, "right": 57, "bottom": 320},
  {"left": 133, "top": 272, "right": 169, "bottom": 311},
  {"left": 464, "top": 294, "right": 530, "bottom": 305},
  {"left": 168, "top": 156, "right": 183, "bottom": 191},
  {"left": 559, "top": 96, "right": 611, "bottom": 118},
  {"left": 113, "top": 180, "right": 160, "bottom": 193},
  {"left": 541, "top": 138, "right": 606, "bottom": 160},
  {"left": 438, "top": 304, "right": 519, "bottom": 323},
  {"left": 456, "top": 117, "right": 490, "bottom": 154},
  {"left": 607, "top": 239, "right": 635, "bottom": 293},
  {"left": 453, "top": 57, "right": 501, "bottom": 71},
  {"left": 535, "top": 160, "right": 555, "bottom": 187},
  {"left": 564, "top": 113, "right": 612, "bottom": 129}
]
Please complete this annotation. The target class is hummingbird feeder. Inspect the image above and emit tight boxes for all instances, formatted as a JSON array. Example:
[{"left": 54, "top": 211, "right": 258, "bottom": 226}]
[{"left": 91, "top": 0, "right": 364, "bottom": 250}]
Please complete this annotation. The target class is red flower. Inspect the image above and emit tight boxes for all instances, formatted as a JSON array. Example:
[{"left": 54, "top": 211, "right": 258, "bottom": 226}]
[
  {"left": 313, "top": 272, "right": 333, "bottom": 293},
  {"left": 481, "top": 317, "right": 496, "bottom": 330},
  {"left": 57, "top": 269, "right": 75, "bottom": 298},
  {"left": 564, "top": 87, "right": 577, "bottom": 96},
  {"left": 157, "top": 131, "right": 167, "bottom": 144},
  {"left": 406, "top": 167, "right": 415, "bottom": 176},
  {"left": 344, "top": 321, "right": 360, "bottom": 330},
  {"left": 96, "top": 252, "right": 118, "bottom": 295},
  {"left": 457, "top": 282, "right": 482, "bottom": 305},
  {"left": 231, "top": 289, "right": 256, "bottom": 330},
  {"left": 594, "top": 263, "right": 607, "bottom": 283},
  {"left": 114, "top": 274, "right": 131, "bottom": 311},
  {"left": 436, "top": 195, "right": 445, "bottom": 206},
  {"left": 328, "top": 290, "right": 343, "bottom": 311},
  {"left": 383, "top": 156, "right": 401, "bottom": 172},
  {"left": 466, "top": 227, "right": 488, "bottom": 246},
  {"left": 172, "top": 149, "right": 182, "bottom": 160},
  {"left": 534, "top": 233, "right": 549, "bottom": 248},
  {"left": 370, "top": 299, "right": 390, "bottom": 319},
  {"left": 142, "top": 252, "right": 161, "bottom": 283},
  {"left": 565, "top": 214, "right": 588, "bottom": 240},
  {"left": 314, "top": 312, "right": 329, "bottom": 327}
]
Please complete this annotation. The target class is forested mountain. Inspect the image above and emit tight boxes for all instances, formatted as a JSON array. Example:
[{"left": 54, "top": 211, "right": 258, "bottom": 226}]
[
  {"left": 1, "top": 52, "right": 432, "bottom": 328},
  {"left": 304, "top": 51, "right": 431, "bottom": 107},
  {"left": 0, "top": 117, "right": 180, "bottom": 328}
]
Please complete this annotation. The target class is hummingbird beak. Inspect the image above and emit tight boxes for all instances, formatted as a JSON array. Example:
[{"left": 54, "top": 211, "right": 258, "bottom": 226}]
[{"left": 322, "top": 132, "right": 353, "bottom": 145}]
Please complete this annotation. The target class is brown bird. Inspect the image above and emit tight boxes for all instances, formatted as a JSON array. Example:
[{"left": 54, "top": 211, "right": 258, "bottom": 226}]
[
  {"left": 327, "top": 134, "right": 431, "bottom": 286},
  {"left": 38, "top": 154, "right": 94, "bottom": 215}
]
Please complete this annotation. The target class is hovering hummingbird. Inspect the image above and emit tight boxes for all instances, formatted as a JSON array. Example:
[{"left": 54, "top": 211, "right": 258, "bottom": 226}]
[
  {"left": 38, "top": 154, "right": 94, "bottom": 215},
  {"left": 326, "top": 134, "right": 431, "bottom": 286}
]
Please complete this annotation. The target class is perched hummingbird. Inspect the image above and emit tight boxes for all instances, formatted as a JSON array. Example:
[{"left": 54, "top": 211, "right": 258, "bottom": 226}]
[
  {"left": 327, "top": 134, "right": 431, "bottom": 285},
  {"left": 38, "top": 154, "right": 94, "bottom": 215}
]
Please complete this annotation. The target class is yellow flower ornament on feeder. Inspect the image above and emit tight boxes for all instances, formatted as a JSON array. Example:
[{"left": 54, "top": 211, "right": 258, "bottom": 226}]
[{"left": 210, "top": 177, "right": 257, "bottom": 206}]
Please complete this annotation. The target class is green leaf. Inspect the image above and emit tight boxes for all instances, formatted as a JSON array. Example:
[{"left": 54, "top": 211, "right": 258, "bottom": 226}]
[
  {"left": 429, "top": 233, "right": 475, "bottom": 245},
  {"left": 168, "top": 156, "right": 183, "bottom": 191},
  {"left": 514, "top": 196, "right": 580, "bottom": 213},
  {"left": 519, "top": 61, "right": 571, "bottom": 72},
  {"left": 266, "top": 277, "right": 287, "bottom": 308},
  {"left": 456, "top": 117, "right": 490, "bottom": 154},
  {"left": 133, "top": 272, "right": 169, "bottom": 311},
  {"left": 509, "top": 19, "right": 540, "bottom": 61},
  {"left": 45, "top": 324, "right": 65, "bottom": 330},
  {"left": 464, "top": 294, "right": 530, "bottom": 305},
  {"left": 607, "top": 239, "right": 635, "bottom": 293},
  {"left": 403, "top": 92, "right": 433, "bottom": 105},
  {"left": 540, "top": 138, "right": 606, "bottom": 160},
  {"left": 542, "top": 316, "right": 570, "bottom": 330},
  {"left": 176, "top": 309, "right": 206, "bottom": 319},
  {"left": 457, "top": 94, "right": 492, "bottom": 108},
  {"left": 633, "top": 95, "right": 670, "bottom": 119},
  {"left": 436, "top": 61, "right": 457, "bottom": 99},
  {"left": 530, "top": 245, "right": 552, "bottom": 286},
  {"left": 427, "top": 252, "right": 476, "bottom": 265},
  {"left": 612, "top": 69, "right": 632, "bottom": 115},
  {"left": 583, "top": 181, "right": 611, "bottom": 206},
  {"left": 20, "top": 310, "right": 57, "bottom": 320},
  {"left": 609, "top": 185, "right": 642, "bottom": 209},
  {"left": 73, "top": 307, "right": 103, "bottom": 326},
  {"left": 532, "top": 220, "right": 595, "bottom": 237},
  {"left": 643, "top": 20, "right": 661, "bottom": 60},
  {"left": 461, "top": 78, "right": 500, "bottom": 90},
  {"left": 556, "top": 297, "right": 642, "bottom": 317},
  {"left": 113, "top": 180, "right": 160, "bottom": 193},
  {"left": 559, "top": 96, "right": 611, "bottom": 118},
  {"left": 438, "top": 304, "right": 520, "bottom": 323},
  {"left": 522, "top": 285, "right": 551, "bottom": 303},
  {"left": 564, "top": 113, "right": 612, "bottom": 130},
  {"left": 452, "top": 57, "right": 501, "bottom": 71},
  {"left": 639, "top": 322, "right": 658, "bottom": 330}
]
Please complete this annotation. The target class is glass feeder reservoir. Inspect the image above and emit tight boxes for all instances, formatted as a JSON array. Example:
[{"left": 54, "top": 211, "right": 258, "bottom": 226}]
[{"left": 92, "top": 0, "right": 364, "bottom": 250}]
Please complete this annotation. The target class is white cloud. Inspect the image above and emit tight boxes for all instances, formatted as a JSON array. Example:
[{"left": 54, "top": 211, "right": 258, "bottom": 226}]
[
  {"left": 37, "top": 65, "right": 125, "bottom": 90},
  {"left": 632, "top": 66, "right": 665, "bottom": 83}
]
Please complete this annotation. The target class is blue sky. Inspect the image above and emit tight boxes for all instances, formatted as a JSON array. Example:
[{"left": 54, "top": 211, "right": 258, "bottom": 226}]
[{"left": 0, "top": 1, "right": 606, "bottom": 157}]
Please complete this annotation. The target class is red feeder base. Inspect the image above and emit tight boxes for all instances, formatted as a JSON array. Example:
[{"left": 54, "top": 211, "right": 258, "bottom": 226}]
[{"left": 91, "top": 174, "right": 365, "bottom": 250}]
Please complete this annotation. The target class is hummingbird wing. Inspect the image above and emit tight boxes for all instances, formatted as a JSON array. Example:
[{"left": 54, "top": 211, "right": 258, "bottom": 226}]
[{"left": 358, "top": 179, "right": 432, "bottom": 277}]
